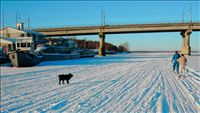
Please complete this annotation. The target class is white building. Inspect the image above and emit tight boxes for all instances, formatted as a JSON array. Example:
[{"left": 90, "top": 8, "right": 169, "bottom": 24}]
[
  {"left": 0, "top": 23, "right": 46, "bottom": 44},
  {"left": 0, "top": 36, "right": 35, "bottom": 53}
]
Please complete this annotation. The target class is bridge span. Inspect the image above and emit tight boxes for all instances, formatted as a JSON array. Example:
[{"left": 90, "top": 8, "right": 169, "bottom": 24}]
[{"left": 33, "top": 22, "right": 200, "bottom": 56}]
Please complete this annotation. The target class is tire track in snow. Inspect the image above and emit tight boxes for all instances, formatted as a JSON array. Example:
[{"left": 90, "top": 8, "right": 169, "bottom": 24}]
[
  {"left": 92, "top": 62, "right": 159, "bottom": 113},
  {"left": 32, "top": 63, "right": 138, "bottom": 112},
  {"left": 159, "top": 60, "right": 190, "bottom": 113},
  {"left": 44, "top": 63, "right": 140, "bottom": 112},
  {"left": 1, "top": 63, "right": 122, "bottom": 100},
  {"left": 159, "top": 59, "right": 199, "bottom": 113},
  {"left": 1, "top": 53, "right": 199, "bottom": 112},
  {"left": 79, "top": 68, "right": 144, "bottom": 112},
  {"left": 57, "top": 61, "right": 154, "bottom": 112},
  {"left": 124, "top": 61, "right": 162, "bottom": 113},
  {"left": 0, "top": 63, "right": 128, "bottom": 111},
  {"left": 31, "top": 63, "right": 135, "bottom": 112},
  {"left": 127, "top": 65, "right": 163, "bottom": 113},
  {"left": 0, "top": 65, "right": 108, "bottom": 111},
  {"left": 1, "top": 61, "right": 139, "bottom": 111}
]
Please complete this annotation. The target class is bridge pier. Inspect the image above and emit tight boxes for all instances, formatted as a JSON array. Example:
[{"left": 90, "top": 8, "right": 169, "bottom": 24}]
[
  {"left": 180, "top": 29, "right": 192, "bottom": 55},
  {"left": 98, "top": 32, "right": 106, "bottom": 56}
]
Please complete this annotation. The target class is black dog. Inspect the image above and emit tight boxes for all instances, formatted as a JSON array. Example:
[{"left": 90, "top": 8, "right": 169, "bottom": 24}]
[{"left": 58, "top": 73, "right": 73, "bottom": 85}]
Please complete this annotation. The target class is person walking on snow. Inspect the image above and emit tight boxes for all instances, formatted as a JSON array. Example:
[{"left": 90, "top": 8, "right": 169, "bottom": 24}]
[
  {"left": 177, "top": 54, "right": 187, "bottom": 77},
  {"left": 171, "top": 51, "right": 181, "bottom": 74}
]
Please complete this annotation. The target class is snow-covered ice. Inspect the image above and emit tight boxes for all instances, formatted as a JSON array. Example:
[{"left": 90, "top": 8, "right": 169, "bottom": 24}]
[{"left": 0, "top": 52, "right": 200, "bottom": 113}]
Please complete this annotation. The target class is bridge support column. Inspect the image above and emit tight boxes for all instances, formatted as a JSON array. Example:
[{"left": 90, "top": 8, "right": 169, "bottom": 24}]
[
  {"left": 99, "top": 32, "right": 106, "bottom": 56},
  {"left": 180, "top": 29, "right": 192, "bottom": 55}
]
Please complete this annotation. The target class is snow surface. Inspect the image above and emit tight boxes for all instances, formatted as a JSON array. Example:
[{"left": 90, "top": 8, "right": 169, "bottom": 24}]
[{"left": 0, "top": 52, "right": 200, "bottom": 113}]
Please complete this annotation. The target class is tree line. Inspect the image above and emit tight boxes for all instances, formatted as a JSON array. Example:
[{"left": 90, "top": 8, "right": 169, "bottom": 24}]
[
  {"left": 42, "top": 37, "right": 129, "bottom": 52},
  {"left": 73, "top": 39, "right": 129, "bottom": 52}
]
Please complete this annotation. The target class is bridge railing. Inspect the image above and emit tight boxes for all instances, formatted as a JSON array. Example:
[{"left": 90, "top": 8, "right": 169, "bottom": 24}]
[{"left": 30, "top": 20, "right": 200, "bottom": 29}]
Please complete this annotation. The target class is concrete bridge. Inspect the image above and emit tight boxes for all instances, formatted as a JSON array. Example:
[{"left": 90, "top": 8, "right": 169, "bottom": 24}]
[{"left": 33, "top": 22, "right": 200, "bottom": 56}]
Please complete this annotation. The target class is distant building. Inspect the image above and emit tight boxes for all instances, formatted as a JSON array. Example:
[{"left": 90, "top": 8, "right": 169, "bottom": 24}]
[
  {"left": 44, "top": 37, "right": 77, "bottom": 49},
  {"left": 0, "top": 22, "right": 46, "bottom": 45},
  {"left": 34, "top": 37, "right": 78, "bottom": 54},
  {"left": 0, "top": 36, "right": 16, "bottom": 53}
]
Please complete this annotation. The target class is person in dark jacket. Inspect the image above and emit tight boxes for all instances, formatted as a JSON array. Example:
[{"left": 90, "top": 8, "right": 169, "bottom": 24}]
[{"left": 171, "top": 51, "right": 181, "bottom": 74}]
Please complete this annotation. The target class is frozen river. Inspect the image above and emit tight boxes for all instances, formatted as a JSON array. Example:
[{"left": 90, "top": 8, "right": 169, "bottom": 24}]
[{"left": 0, "top": 52, "right": 200, "bottom": 113}]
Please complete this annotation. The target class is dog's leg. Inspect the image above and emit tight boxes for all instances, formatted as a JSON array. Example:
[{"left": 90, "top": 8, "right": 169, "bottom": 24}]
[
  {"left": 59, "top": 79, "right": 62, "bottom": 85},
  {"left": 67, "top": 80, "right": 69, "bottom": 84},
  {"left": 62, "top": 80, "right": 65, "bottom": 85}
]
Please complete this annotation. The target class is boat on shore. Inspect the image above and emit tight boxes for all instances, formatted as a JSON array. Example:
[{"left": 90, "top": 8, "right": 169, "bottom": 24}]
[
  {"left": 5, "top": 37, "right": 43, "bottom": 67},
  {"left": 0, "top": 54, "right": 10, "bottom": 64},
  {"left": 42, "top": 53, "right": 79, "bottom": 61},
  {"left": 8, "top": 50, "right": 43, "bottom": 67},
  {"left": 76, "top": 50, "right": 95, "bottom": 58}
]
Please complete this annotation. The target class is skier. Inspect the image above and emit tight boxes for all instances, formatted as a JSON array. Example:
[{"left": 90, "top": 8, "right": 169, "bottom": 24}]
[
  {"left": 177, "top": 54, "right": 187, "bottom": 77},
  {"left": 171, "top": 51, "right": 181, "bottom": 74}
]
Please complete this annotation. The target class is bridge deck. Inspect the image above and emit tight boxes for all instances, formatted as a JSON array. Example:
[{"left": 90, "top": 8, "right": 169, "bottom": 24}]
[{"left": 33, "top": 22, "right": 200, "bottom": 36}]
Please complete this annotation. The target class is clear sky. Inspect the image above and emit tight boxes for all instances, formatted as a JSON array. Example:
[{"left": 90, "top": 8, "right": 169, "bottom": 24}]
[{"left": 1, "top": 1, "right": 200, "bottom": 51}]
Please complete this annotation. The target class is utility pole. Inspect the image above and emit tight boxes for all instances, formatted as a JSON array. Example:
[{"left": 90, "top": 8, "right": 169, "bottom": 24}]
[
  {"left": 101, "top": 8, "right": 105, "bottom": 26},
  {"left": 182, "top": 7, "right": 185, "bottom": 23},
  {"left": 16, "top": 12, "right": 18, "bottom": 25},
  {"left": 16, "top": 11, "right": 21, "bottom": 23},
  {"left": 25, "top": 15, "right": 30, "bottom": 37},
  {"left": 2, "top": 9, "right": 5, "bottom": 37},
  {"left": 101, "top": 8, "right": 103, "bottom": 27},
  {"left": 190, "top": 2, "right": 192, "bottom": 23},
  {"left": 103, "top": 9, "right": 105, "bottom": 26},
  {"left": 26, "top": 15, "right": 30, "bottom": 30}
]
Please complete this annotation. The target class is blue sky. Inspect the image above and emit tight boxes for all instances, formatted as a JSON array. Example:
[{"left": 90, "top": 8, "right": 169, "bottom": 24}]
[{"left": 1, "top": 1, "right": 200, "bottom": 51}]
